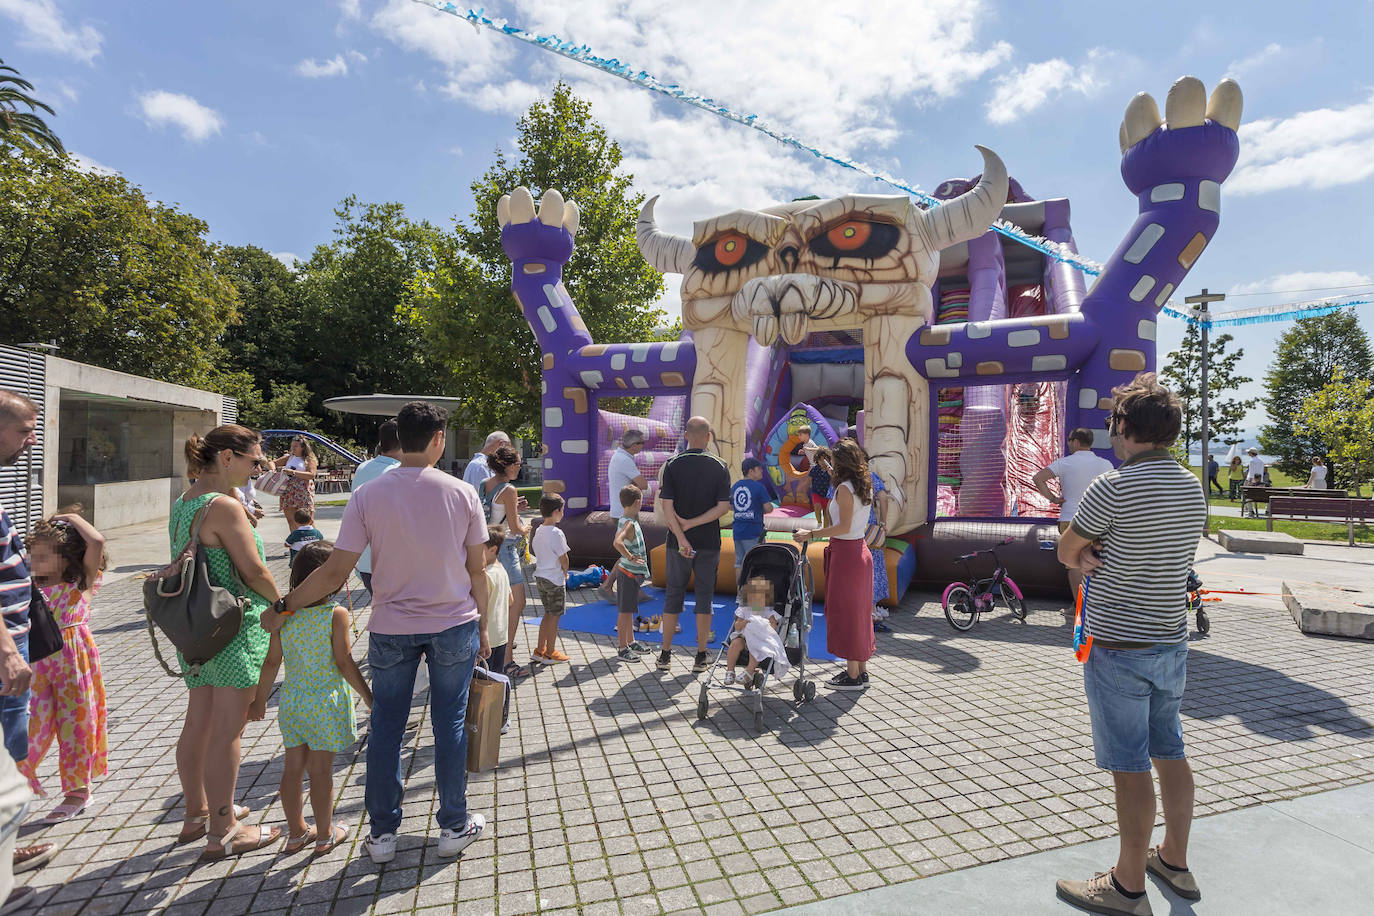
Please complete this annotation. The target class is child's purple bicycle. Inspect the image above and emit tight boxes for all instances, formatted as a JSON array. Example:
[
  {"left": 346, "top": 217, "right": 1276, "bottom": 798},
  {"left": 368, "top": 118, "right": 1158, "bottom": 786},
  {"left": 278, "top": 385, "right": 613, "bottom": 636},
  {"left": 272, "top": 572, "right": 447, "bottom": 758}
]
[{"left": 940, "top": 538, "right": 1027, "bottom": 631}]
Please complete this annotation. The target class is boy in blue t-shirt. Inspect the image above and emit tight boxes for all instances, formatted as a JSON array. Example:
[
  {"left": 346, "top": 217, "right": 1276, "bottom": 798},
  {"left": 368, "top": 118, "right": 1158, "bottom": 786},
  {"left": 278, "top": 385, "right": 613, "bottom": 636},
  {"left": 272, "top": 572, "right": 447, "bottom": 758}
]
[
  {"left": 284, "top": 507, "right": 324, "bottom": 567},
  {"left": 730, "top": 457, "right": 775, "bottom": 574}
]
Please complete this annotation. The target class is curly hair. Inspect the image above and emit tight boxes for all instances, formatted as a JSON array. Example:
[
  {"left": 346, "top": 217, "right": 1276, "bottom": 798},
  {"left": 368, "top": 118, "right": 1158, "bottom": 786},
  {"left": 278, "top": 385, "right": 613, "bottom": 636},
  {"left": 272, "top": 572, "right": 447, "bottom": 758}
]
[
  {"left": 29, "top": 508, "right": 107, "bottom": 590},
  {"left": 487, "top": 445, "right": 521, "bottom": 478},
  {"left": 830, "top": 438, "right": 872, "bottom": 504}
]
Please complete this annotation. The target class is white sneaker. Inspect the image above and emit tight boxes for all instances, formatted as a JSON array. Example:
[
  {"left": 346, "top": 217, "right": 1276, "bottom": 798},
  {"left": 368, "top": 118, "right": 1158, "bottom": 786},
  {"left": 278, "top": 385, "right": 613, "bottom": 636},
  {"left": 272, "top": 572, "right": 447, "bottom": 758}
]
[
  {"left": 723, "top": 671, "right": 737, "bottom": 686},
  {"left": 437, "top": 814, "right": 486, "bottom": 857},
  {"left": 365, "top": 832, "right": 397, "bottom": 863}
]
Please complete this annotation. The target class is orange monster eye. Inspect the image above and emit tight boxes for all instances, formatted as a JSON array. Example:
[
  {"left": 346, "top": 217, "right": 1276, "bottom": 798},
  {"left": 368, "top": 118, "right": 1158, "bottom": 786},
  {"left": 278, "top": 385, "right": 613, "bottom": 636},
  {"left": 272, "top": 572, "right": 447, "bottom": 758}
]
[
  {"left": 825, "top": 221, "right": 871, "bottom": 251},
  {"left": 714, "top": 232, "right": 749, "bottom": 267}
]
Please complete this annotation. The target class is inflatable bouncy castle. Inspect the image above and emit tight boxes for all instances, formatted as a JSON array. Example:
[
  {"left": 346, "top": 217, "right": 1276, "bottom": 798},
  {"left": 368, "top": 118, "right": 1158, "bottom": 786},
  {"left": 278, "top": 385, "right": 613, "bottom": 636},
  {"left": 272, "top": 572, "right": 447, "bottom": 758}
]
[{"left": 498, "top": 76, "right": 1243, "bottom": 597}]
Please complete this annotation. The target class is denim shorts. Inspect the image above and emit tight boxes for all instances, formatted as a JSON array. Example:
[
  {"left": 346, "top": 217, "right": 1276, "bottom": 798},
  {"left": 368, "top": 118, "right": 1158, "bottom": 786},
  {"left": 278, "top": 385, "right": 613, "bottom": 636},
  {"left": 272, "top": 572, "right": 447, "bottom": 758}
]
[
  {"left": 498, "top": 537, "right": 526, "bottom": 586},
  {"left": 1083, "top": 641, "right": 1188, "bottom": 772},
  {"left": 734, "top": 535, "right": 764, "bottom": 571}
]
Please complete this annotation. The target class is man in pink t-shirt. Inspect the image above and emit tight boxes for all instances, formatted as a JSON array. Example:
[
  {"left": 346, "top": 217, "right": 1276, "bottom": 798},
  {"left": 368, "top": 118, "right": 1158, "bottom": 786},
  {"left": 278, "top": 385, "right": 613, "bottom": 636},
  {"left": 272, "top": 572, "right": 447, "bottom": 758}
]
[{"left": 278, "top": 402, "right": 491, "bottom": 863}]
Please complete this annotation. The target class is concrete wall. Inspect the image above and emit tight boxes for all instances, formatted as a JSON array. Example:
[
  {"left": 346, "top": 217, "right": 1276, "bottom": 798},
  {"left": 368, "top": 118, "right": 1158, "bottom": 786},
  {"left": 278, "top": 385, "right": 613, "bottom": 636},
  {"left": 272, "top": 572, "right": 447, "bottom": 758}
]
[
  {"left": 56, "top": 478, "right": 180, "bottom": 529},
  {"left": 42, "top": 356, "right": 224, "bottom": 522}
]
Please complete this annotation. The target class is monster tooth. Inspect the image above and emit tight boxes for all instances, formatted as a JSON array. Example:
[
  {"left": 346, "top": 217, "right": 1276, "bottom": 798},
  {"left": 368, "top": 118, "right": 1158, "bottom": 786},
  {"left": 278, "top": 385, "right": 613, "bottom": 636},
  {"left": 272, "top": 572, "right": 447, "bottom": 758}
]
[
  {"left": 1118, "top": 122, "right": 1129, "bottom": 154},
  {"left": 1123, "top": 92, "right": 1163, "bottom": 150},
  {"left": 509, "top": 186, "right": 536, "bottom": 225},
  {"left": 562, "top": 200, "right": 581, "bottom": 236},
  {"left": 780, "top": 312, "right": 808, "bottom": 345},
  {"left": 1206, "top": 78, "right": 1243, "bottom": 130},
  {"left": 779, "top": 281, "right": 806, "bottom": 316},
  {"left": 753, "top": 315, "right": 779, "bottom": 347},
  {"left": 1165, "top": 76, "right": 1206, "bottom": 129},
  {"left": 537, "top": 188, "right": 565, "bottom": 228},
  {"left": 497, "top": 194, "right": 511, "bottom": 227}
]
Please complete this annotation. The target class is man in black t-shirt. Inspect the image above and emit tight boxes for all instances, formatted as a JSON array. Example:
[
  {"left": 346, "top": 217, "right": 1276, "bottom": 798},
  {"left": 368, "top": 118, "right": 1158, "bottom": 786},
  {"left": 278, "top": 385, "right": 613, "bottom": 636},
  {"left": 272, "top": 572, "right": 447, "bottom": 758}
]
[{"left": 656, "top": 416, "right": 731, "bottom": 672}]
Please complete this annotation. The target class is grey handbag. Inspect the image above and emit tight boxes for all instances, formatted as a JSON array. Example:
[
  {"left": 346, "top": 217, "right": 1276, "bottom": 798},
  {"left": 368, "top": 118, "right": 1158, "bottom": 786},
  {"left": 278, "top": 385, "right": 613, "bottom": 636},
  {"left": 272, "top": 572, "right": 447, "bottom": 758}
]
[{"left": 143, "top": 496, "right": 247, "bottom": 678}]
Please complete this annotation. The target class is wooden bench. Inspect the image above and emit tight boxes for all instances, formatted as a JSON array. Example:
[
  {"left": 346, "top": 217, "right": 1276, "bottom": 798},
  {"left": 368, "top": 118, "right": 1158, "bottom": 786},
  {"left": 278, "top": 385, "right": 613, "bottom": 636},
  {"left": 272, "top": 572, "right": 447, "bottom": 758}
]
[
  {"left": 1240, "top": 486, "right": 1348, "bottom": 518},
  {"left": 1268, "top": 496, "right": 1374, "bottom": 546}
]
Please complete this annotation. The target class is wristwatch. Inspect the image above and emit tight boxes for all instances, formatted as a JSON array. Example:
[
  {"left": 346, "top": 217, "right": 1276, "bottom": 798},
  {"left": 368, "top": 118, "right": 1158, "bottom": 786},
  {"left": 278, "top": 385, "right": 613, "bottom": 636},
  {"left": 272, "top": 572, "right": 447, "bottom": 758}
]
[{"left": 271, "top": 596, "right": 291, "bottom": 618}]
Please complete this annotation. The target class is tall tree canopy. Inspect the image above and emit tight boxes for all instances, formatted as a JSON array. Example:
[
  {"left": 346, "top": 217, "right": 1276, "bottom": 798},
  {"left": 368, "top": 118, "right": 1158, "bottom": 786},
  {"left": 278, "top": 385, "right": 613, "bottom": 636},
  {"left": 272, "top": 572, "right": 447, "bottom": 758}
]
[
  {"left": 1259, "top": 310, "right": 1373, "bottom": 478},
  {"left": 1293, "top": 367, "right": 1374, "bottom": 496},
  {"left": 0, "top": 147, "right": 236, "bottom": 387},
  {"left": 415, "top": 83, "right": 667, "bottom": 436},
  {"left": 1160, "top": 321, "right": 1256, "bottom": 463}
]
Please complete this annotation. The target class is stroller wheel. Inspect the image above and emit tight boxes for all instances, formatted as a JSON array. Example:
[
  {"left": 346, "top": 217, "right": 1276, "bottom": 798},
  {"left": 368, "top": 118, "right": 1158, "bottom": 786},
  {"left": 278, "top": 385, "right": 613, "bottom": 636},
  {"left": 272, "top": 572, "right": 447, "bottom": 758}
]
[
  {"left": 1197, "top": 609, "right": 1211, "bottom": 635},
  {"left": 696, "top": 684, "right": 709, "bottom": 721},
  {"left": 753, "top": 710, "right": 764, "bottom": 732},
  {"left": 793, "top": 679, "right": 804, "bottom": 702},
  {"left": 804, "top": 680, "right": 816, "bottom": 702}
]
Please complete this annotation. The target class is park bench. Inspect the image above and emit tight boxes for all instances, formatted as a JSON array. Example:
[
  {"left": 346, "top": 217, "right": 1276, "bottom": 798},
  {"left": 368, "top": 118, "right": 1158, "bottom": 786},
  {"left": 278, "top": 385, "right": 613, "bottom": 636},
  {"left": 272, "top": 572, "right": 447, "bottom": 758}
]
[
  {"left": 1267, "top": 495, "right": 1374, "bottom": 546},
  {"left": 1240, "top": 485, "right": 1348, "bottom": 519}
]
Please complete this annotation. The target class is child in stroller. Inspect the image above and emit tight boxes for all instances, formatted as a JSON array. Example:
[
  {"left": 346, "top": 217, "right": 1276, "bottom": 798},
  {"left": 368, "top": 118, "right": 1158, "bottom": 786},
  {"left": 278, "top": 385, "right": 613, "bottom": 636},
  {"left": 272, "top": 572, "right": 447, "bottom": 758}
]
[{"left": 723, "top": 578, "right": 790, "bottom": 689}]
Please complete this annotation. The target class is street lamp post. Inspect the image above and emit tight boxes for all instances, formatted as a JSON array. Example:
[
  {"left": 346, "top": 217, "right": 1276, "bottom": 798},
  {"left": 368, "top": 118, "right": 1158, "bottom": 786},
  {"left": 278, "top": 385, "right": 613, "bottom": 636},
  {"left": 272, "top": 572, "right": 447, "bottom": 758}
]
[{"left": 1184, "top": 289, "right": 1226, "bottom": 475}]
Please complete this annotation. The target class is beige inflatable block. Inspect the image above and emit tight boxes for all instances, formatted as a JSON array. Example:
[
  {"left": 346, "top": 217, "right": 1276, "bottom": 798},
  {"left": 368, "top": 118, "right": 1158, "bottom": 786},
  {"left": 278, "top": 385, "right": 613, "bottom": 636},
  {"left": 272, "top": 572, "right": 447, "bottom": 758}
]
[
  {"left": 563, "top": 388, "right": 588, "bottom": 414},
  {"left": 1108, "top": 349, "right": 1147, "bottom": 372},
  {"left": 976, "top": 361, "right": 1005, "bottom": 375}
]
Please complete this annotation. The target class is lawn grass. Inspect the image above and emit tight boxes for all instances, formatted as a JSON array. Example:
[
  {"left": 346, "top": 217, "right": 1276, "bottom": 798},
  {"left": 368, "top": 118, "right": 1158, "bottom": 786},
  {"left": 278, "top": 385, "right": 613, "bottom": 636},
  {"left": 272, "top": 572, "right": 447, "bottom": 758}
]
[{"left": 1208, "top": 513, "right": 1374, "bottom": 544}]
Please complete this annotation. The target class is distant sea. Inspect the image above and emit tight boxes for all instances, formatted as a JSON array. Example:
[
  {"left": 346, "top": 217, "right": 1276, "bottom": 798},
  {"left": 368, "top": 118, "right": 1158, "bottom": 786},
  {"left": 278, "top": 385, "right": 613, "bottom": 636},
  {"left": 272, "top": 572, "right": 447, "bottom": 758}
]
[{"left": 1186, "top": 434, "right": 1277, "bottom": 465}]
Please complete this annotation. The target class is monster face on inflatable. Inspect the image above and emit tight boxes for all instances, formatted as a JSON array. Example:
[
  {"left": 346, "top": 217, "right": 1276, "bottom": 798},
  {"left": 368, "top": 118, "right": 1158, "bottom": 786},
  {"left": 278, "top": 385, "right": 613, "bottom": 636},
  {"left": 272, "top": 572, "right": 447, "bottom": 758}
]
[
  {"left": 636, "top": 148, "right": 1007, "bottom": 533},
  {"left": 500, "top": 75, "right": 1242, "bottom": 545}
]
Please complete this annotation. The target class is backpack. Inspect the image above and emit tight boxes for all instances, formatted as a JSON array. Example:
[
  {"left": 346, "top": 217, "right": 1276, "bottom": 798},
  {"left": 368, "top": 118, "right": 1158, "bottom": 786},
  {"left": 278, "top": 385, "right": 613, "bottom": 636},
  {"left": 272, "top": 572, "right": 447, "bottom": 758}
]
[{"left": 142, "top": 496, "right": 248, "bottom": 678}]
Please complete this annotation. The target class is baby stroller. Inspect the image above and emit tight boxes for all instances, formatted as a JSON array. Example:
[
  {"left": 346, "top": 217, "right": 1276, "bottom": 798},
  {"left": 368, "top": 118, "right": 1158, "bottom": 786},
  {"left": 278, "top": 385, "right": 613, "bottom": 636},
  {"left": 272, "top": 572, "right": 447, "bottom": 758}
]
[
  {"left": 697, "top": 542, "right": 817, "bottom": 732},
  {"left": 1186, "top": 568, "right": 1211, "bottom": 635}
]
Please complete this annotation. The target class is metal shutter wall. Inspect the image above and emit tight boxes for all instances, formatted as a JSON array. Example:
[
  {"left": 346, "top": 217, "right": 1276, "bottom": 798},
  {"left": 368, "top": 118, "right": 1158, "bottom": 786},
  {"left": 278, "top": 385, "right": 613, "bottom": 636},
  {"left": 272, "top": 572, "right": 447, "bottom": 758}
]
[
  {"left": 0, "top": 346, "right": 45, "bottom": 538},
  {"left": 221, "top": 395, "right": 238, "bottom": 425}
]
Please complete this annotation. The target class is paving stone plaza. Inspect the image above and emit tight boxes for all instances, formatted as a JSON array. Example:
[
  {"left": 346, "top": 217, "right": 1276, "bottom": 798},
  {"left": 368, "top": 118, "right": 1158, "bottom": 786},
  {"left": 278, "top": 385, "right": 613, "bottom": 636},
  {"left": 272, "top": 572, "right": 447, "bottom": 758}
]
[{"left": 20, "top": 531, "right": 1374, "bottom": 915}]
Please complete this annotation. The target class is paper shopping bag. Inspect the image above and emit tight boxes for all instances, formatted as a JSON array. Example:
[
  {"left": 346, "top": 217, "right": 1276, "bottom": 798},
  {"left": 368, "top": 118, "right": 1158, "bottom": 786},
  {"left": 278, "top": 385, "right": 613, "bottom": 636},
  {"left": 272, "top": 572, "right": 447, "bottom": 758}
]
[{"left": 466, "top": 670, "right": 505, "bottom": 773}]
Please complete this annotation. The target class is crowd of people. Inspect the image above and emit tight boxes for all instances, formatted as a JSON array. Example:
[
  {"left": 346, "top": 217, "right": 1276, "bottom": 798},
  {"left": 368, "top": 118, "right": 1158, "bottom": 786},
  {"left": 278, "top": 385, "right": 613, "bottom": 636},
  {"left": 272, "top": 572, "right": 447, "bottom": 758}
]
[{"left": 0, "top": 374, "right": 1226, "bottom": 914}]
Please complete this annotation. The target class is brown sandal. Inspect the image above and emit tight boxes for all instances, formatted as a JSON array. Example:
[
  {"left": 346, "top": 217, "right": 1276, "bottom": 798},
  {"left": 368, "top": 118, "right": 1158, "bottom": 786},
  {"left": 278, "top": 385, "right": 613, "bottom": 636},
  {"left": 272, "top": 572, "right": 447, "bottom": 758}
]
[
  {"left": 282, "top": 826, "right": 318, "bottom": 854},
  {"left": 313, "top": 824, "right": 350, "bottom": 857},
  {"left": 198, "top": 822, "right": 283, "bottom": 862},
  {"left": 177, "top": 804, "right": 250, "bottom": 845}
]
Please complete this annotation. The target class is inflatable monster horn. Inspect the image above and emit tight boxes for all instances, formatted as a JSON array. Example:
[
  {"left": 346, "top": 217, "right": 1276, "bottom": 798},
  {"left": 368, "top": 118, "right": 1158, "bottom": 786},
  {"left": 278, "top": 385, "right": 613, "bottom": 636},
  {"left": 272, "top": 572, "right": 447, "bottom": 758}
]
[
  {"left": 921, "top": 146, "right": 1010, "bottom": 251},
  {"left": 636, "top": 195, "right": 695, "bottom": 275}
]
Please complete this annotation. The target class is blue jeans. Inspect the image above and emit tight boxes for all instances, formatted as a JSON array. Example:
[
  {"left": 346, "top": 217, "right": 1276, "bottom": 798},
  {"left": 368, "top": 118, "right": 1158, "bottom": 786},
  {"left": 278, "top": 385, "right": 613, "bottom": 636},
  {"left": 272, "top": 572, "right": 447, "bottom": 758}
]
[
  {"left": 498, "top": 537, "right": 527, "bottom": 586},
  {"left": 1083, "top": 641, "right": 1188, "bottom": 773},
  {"left": 0, "top": 633, "right": 29, "bottom": 763},
  {"left": 733, "top": 536, "right": 764, "bottom": 572},
  {"left": 366, "top": 621, "right": 479, "bottom": 837}
]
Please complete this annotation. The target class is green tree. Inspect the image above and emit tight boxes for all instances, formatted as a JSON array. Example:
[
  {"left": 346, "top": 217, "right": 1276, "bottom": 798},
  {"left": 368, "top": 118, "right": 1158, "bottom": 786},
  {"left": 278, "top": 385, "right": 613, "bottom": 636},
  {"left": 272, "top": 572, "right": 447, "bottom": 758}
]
[
  {"left": 414, "top": 83, "right": 667, "bottom": 436},
  {"left": 1292, "top": 367, "right": 1374, "bottom": 496},
  {"left": 1160, "top": 321, "right": 1257, "bottom": 465},
  {"left": 239, "top": 381, "right": 316, "bottom": 431},
  {"left": 293, "top": 197, "right": 447, "bottom": 443},
  {"left": 213, "top": 244, "right": 306, "bottom": 398},
  {"left": 0, "top": 147, "right": 236, "bottom": 387},
  {"left": 0, "top": 59, "right": 64, "bottom": 154},
  {"left": 1259, "top": 310, "right": 1374, "bottom": 479}
]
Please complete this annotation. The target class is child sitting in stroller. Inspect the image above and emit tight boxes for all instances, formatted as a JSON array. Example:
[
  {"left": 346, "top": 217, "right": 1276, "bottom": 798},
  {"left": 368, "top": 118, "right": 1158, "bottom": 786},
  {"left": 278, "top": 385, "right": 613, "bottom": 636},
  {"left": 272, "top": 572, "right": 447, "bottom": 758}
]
[{"left": 723, "top": 577, "right": 791, "bottom": 689}]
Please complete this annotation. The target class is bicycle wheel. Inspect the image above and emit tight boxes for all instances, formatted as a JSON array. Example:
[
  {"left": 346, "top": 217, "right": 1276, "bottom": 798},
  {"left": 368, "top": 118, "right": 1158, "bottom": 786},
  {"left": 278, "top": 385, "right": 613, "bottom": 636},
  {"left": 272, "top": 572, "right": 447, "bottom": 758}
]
[
  {"left": 1001, "top": 582, "right": 1027, "bottom": 621},
  {"left": 943, "top": 585, "right": 978, "bottom": 631}
]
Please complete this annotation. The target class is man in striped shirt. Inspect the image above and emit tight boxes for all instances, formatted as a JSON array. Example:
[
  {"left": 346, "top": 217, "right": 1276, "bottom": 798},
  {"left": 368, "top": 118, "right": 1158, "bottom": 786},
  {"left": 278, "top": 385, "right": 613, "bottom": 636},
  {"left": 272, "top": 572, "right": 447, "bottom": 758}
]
[{"left": 1055, "top": 374, "right": 1207, "bottom": 916}]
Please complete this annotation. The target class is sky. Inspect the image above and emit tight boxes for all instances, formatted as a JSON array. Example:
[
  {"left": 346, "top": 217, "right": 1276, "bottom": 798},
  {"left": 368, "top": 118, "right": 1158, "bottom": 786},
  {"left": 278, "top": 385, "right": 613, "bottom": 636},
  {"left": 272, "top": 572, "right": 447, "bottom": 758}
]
[{"left": 6, "top": 0, "right": 1374, "bottom": 435}]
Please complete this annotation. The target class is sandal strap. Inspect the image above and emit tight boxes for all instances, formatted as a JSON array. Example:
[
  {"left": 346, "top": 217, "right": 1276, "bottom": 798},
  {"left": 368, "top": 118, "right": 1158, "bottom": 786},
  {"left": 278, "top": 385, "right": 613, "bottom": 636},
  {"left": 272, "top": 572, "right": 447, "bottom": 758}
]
[{"left": 208, "top": 821, "right": 243, "bottom": 849}]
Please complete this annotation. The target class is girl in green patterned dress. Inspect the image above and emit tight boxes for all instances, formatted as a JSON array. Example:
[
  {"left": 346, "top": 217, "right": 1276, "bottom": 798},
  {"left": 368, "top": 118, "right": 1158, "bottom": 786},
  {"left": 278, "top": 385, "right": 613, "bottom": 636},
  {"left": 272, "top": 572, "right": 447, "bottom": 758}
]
[
  {"left": 172, "top": 426, "right": 284, "bottom": 860},
  {"left": 250, "top": 540, "right": 371, "bottom": 855}
]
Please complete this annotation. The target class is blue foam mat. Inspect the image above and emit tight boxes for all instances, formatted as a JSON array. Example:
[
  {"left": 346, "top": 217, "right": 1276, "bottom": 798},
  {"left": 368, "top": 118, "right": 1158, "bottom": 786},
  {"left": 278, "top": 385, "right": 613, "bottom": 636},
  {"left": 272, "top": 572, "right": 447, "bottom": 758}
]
[{"left": 530, "top": 588, "right": 838, "bottom": 661}]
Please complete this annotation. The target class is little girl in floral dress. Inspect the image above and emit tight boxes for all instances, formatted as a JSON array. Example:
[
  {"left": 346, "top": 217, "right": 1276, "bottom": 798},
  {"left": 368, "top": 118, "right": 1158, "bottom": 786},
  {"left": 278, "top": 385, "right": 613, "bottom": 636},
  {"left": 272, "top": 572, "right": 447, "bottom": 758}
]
[
  {"left": 20, "top": 509, "right": 108, "bottom": 822},
  {"left": 250, "top": 540, "right": 371, "bottom": 856}
]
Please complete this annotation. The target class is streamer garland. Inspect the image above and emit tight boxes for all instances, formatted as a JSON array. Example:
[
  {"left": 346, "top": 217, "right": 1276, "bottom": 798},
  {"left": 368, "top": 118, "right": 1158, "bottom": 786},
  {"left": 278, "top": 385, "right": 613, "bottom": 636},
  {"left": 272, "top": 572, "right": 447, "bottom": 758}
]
[
  {"left": 1160, "top": 297, "right": 1374, "bottom": 328},
  {"left": 415, "top": 1, "right": 1105, "bottom": 276},
  {"left": 413, "top": 3, "right": 1372, "bottom": 331}
]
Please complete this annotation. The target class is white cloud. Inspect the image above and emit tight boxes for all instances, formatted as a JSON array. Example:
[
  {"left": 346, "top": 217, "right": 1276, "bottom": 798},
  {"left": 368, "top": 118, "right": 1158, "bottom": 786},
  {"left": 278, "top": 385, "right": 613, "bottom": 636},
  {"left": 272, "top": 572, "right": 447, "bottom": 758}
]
[
  {"left": 985, "top": 48, "right": 1112, "bottom": 125},
  {"left": 0, "top": 0, "right": 102, "bottom": 63},
  {"left": 1225, "top": 43, "right": 1283, "bottom": 79},
  {"left": 272, "top": 252, "right": 302, "bottom": 270},
  {"left": 1229, "top": 91, "right": 1374, "bottom": 195},
  {"left": 347, "top": 49, "right": 368, "bottom": 64},
  {"left": 338, "top": 0, "right": 361, "bottom": 18},
  {"left": 68, "top": 151, "right": 117, "bottom": 176},
  {"left": 1230, "top": 271, "right": 1374, "bottom": 297},
  {"left": 55, "top": 81, "right": 78, "bottom": 103},
  {"left": 371, "top": 0, "right": 1014, "bottom": 278},
  {"left": 297, "top": 55, "right": 349, "bottom": 78},
  {"left": 137, "top": 90, "right": 225, "bottom": 142}
]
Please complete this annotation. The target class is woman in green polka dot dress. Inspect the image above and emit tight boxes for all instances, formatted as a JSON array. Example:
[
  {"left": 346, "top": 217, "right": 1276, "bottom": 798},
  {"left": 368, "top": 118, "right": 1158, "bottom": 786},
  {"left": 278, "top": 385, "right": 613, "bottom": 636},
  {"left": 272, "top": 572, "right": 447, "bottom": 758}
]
[{"left": 170, "top": 426, "right": 285, "bottom": 860}]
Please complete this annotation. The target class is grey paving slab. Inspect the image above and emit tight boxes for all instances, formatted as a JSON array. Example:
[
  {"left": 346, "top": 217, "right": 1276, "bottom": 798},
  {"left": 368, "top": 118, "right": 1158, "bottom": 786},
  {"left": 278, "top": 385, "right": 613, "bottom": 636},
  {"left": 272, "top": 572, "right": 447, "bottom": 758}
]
[
  {"left": 773, "top": 781, "right": 1374, "bottom": 915},
  {"left": 17, "top": 529, "right": 1374, "bottom": 913}
]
